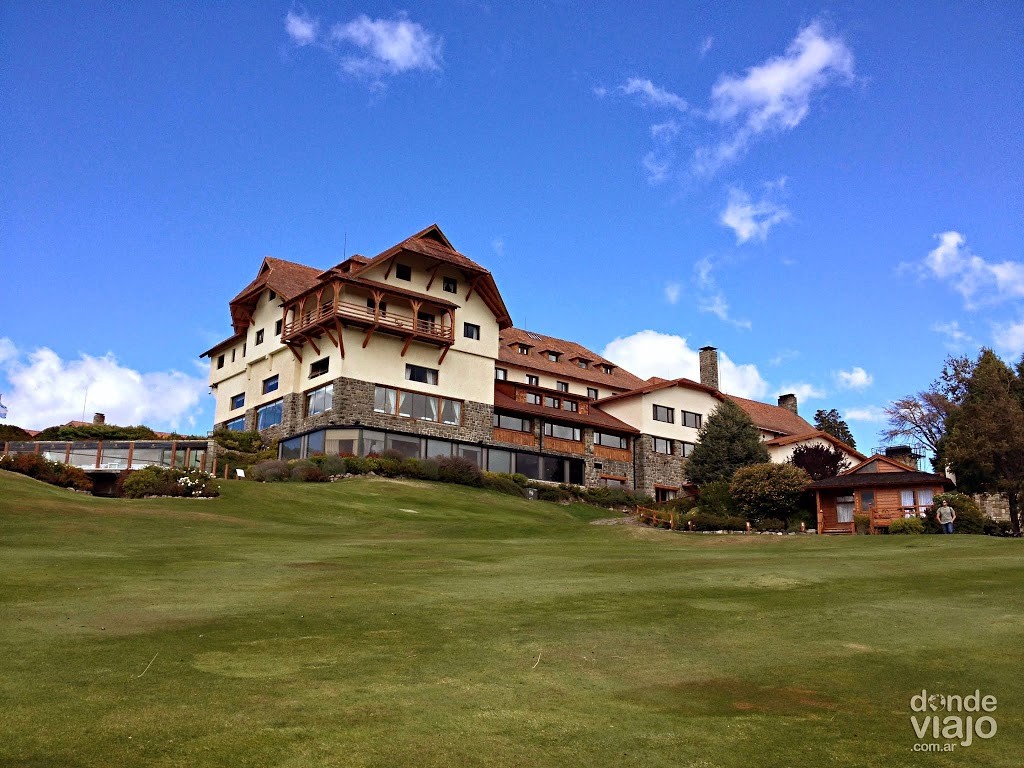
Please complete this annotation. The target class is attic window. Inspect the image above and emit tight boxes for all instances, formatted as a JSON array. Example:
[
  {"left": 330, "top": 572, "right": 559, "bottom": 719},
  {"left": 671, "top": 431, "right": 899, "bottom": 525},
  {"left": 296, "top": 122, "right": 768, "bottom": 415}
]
[
  {"left": 268, "top": 290, "right": 277, "bottom": 301},
  {"left": 576, "top": 360, "right": 588, "bottom": 369},
  {"left": 395, "top": 263, "right": 412, "bottom": 281},
  {"left": 546, "top": 351, "right": 561, "bottom": 362},
  {"left": 443, "top": 277, "right": 457, "bottom": 293},
  {"left": 601, "top": 364, "right": 613, "bottom": 374},
  {"left": 517, "top": 344, "right": 530, "bottom": 355}
]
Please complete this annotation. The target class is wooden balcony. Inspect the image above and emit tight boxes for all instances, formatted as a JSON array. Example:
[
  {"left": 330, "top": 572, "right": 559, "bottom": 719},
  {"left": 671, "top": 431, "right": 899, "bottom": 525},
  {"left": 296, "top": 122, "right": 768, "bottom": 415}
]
[
  {"left": 492, "top": 428, "right": 537, "bottom": 447},
  {"left": 543, "top": 436, "right": 585, "bottom": 455},
  {"left": 594, "top": 444, "right": 631, "bottom": 463},
  {"left": 283, "top": 300, "right": 454, "bottom": 347}
]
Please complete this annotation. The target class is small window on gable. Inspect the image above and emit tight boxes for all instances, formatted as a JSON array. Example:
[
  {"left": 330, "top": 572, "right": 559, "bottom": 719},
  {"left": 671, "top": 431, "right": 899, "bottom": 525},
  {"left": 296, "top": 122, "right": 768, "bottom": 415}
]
[
  {"left": 547, "top": 351, "right": 560, "bottom": 362},
  {"left": 309, "top": 357, "right": 329, "bottom": 379},
  {"left": 464, "top": 322, "right": 480, "bottom": 340},
  {"left": 268, "top": 290, "right": 277, "bottom": 301},
  {"left": 255, "top": 329, "right": 264, "bottom": 345},
  {"left": 395, "top": 263, "right": 412, "bottom": 281},
  {"left": 518, "top": 344, "right": 530, "bottom": 355},
  {"left": 216, "top": 354, "right": 225, "bottom": 369},
  {"left": 231, "top": 349, "right": 236, "bottom": 363},
  {"left": 602, "top": 364, "right": 613, "bottom": 374},
  {"left": 442, "top": 276, "right": 457, "bottom": 293},
  {"left": 275, "top": 319, "right": 282, "bottom": 336}
]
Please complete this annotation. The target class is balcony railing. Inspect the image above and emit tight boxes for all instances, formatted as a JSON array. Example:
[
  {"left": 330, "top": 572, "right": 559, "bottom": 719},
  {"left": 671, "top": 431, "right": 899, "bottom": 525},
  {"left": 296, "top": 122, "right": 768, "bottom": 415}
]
[{"left": 283, "top": 300, "right": 454, "bottom": 343}]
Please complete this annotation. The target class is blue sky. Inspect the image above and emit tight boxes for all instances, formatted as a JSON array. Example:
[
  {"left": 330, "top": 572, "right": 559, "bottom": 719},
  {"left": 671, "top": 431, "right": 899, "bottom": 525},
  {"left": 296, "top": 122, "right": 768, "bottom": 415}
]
[{"left": 2, "top": 2, "right": 1022, "bottom": 450}]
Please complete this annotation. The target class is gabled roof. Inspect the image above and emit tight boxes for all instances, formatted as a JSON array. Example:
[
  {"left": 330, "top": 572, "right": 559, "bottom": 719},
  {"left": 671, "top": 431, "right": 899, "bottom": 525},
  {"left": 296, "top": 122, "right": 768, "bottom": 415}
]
[
  {"left": 596, "top": 376, "right": 726, "bottom": 406},
  {"left": 808, "top": 453, "right": 953, "bottom": 490},
  {"left": 498, "top": 328, "right": 646, "bottom": 392},
  {"left": 230, "top": 256, "right": 322, "bottom": 305},
  {"left": 764, "top": 430, "right": 866, "bottom": 461},
  {"left": 727, "top": 394, "right": 815, "bottom": 437}
]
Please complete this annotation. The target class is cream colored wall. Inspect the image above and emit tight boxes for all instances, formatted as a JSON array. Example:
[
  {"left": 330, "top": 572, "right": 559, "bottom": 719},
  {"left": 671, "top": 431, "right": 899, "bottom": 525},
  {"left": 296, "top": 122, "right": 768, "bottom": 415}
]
[
  {"left": 499, "top": 363, "right": 622, "bottom": 399},
  {"left": 600, "top": 386, "right": 719, "bottom": 442}
]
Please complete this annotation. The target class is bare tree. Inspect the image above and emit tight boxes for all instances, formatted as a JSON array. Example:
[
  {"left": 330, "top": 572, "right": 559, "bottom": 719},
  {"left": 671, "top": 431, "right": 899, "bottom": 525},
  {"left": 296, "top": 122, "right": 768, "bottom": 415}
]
[{"left": 882, "top": 355, "right": 973, "bottom": 456}]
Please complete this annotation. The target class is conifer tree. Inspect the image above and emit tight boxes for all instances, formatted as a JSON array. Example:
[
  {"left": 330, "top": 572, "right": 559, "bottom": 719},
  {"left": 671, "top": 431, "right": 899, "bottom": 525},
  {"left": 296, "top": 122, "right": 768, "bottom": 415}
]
[{"left": 685, "top": 399, "right": 769, "bottom": 486}]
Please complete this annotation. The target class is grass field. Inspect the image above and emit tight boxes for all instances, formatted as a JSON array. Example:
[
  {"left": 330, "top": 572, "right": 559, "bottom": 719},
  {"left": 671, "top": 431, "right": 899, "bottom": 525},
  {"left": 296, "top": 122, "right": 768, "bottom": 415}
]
[{"left": 1, "top": 469, "right": 1021, "bottom": 767}]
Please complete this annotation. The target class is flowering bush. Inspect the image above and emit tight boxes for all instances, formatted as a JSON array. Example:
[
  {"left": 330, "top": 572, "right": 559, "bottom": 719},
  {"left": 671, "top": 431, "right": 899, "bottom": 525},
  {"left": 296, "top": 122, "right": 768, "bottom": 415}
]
[
  {"left": 118, "top": 465, "right": 219, "bottom": 498},
  {"left": 0, "top": 453, "right": 93, "bottom": 492}
]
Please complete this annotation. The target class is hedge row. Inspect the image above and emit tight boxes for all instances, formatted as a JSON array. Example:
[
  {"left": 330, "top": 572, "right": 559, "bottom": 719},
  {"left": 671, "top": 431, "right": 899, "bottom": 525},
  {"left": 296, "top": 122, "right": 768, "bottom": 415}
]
[{"left": 0, "top": 453, "right": 93, "bottom": 492}]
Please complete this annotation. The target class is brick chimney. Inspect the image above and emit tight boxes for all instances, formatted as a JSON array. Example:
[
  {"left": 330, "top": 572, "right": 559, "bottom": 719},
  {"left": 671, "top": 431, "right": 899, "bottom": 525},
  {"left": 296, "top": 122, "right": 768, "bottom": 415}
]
[
  {"left": 699, "top": 346, "right": 719, "bottom": 391},
  {"left": 777, "top": 394, "right": 798, "bottom": 414},
  {"left": 93, "top": 412, "right": 106, "bottom": 425}
]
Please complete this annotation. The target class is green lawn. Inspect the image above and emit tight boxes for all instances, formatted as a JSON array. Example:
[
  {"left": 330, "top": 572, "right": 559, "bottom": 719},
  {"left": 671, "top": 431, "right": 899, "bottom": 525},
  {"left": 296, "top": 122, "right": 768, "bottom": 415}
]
[{"left": 1, "top": 469, "right": 1021, "bottom": 767}]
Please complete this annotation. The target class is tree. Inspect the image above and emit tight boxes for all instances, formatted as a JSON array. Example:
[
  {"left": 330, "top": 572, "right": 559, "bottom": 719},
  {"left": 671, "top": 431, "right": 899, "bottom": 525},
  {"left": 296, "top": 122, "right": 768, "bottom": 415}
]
[
  {"left": 882, "top": 355, "right": 973, "bottom": 459},
  {"left": 941, "top": 349, "right": 1024, "bottom": 536},
  {"left": 685, "top": 399, "right": 769, "bottom": 486},
  {"left": 813, "top": 409, "right": 856, "bottom": 448},
  {"left": 730, "top": 463, "right": 810, "bottom": 524},
  {"left": 789, "top": 443, "right": 851, "bottom": 481},
  {"left": 0, "top": 424, "right": 32, "bottom": 442}
]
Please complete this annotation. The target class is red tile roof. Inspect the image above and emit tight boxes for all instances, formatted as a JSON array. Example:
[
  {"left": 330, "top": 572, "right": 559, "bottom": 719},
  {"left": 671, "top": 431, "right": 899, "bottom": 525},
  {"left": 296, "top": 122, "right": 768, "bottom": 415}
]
[
  {"left": 727, "top": 394, "right": 815, "bottom": 437},
  {"left": 596, "top": 376, "right": 726, "bottom": 406},
  {"left": 493, "top": 388, "right": 639, "bottom": 433},
  {"left": 230, "top": 256, "right": 322, "bottom": 304},
  {"left": 498, "top": 328, "right": 646, "bottom": 392}
]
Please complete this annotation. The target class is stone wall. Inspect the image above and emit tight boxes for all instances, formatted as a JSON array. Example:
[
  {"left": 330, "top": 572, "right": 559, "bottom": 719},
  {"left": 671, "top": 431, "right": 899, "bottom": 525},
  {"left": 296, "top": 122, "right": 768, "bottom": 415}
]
[
  {"left": 974, "top": 492, "right": 1010, "bottom": 521},
  {"left": 634, "top": 434, "right": 686, "bottom": 497}
]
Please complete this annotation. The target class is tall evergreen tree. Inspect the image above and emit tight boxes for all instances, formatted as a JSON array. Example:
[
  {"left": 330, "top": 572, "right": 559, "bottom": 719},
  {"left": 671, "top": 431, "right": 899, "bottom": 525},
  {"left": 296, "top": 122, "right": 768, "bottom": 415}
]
[
  {"left": 813, "top": 408, "right": 856, "bottom": 448},
  {"left": 941, "top": 349, "right": 1024, "bottom": 536},
  {"left": 685, "top": 399, "right": 769, "bottom": 486}
]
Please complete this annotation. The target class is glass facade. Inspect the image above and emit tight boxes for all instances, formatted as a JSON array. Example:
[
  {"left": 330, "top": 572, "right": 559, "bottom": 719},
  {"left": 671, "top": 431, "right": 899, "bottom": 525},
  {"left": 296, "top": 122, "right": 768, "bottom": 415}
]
[{"left": 256, "top": 399, "right": 283, "bottom": 429}]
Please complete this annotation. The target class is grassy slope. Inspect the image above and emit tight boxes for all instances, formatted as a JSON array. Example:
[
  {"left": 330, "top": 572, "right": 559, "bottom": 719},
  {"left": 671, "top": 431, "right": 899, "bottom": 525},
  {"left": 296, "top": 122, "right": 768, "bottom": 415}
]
[{"left": 1, "top": 469, "right": 1021, "bottom": 768}]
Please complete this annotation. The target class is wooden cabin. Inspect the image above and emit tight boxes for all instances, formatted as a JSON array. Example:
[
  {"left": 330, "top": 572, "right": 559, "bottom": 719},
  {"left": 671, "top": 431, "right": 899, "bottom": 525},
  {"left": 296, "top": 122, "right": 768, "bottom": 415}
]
[{"left": 808, "top": 454, "right": 954, "bottom": 534}]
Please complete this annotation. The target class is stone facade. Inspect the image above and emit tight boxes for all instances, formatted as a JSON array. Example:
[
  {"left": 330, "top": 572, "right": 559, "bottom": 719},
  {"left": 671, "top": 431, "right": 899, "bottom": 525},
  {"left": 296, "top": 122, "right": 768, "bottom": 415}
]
[
  {"left": 974, "top": 492, "right": 1011, "bottom": 521},
  {"left": 633, "top": 434, "right": 687, "bottom": 497}
]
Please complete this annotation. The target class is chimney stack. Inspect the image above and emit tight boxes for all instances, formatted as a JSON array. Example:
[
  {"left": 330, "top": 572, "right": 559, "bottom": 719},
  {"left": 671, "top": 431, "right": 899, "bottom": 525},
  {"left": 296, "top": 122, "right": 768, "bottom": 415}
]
[
  {"left": 93, "top": 412, "right": 106, "bottom": 425},
  {"left": 777, "top": 394, "right": 798, "bottom": 414},
  {"left": 699, "top": 346, "right": 719, "bottom": 391}
]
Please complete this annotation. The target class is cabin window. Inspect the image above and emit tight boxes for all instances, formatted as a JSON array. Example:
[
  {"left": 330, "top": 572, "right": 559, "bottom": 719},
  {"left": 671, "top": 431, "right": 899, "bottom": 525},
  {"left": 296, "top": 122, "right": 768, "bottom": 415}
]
[
  {"left": 405, "top": 364, "right": 438, "bottom": 385},
  {"left": 230, "top": 393, "right": 245, "bottom": 410},
  {"left": 395, "top": 263, "right": 412, "bottom": 281},
  {"left": 836, "top": 495, "right": 855, "bottom": 523},
  {"left": 681, "top": 410, "right": 702, "bottom": 429},
  {"left": 442, "top": 276, "right": 457, "bottom": 293},
  {"left": 900, "top": 490, "right": 916, "bottom": 510},
  {"left": 305, "top": 384, "right": 333, "bottom": 416},
  {"left": 918, "top": 488, "right": 934, "bottom": 508},
  {"left": 262, "top": 375, "right": 279, "bottom": 394},
  {"left": 859, "top": 490, "right": 875, "bottom": 511}
]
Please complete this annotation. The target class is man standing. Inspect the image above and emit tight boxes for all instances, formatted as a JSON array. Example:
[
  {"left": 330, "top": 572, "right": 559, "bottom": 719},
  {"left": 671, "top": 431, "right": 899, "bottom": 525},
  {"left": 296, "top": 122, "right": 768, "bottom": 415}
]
[{"left": 935, "top": 501, "right": 956, "bottom": 534}]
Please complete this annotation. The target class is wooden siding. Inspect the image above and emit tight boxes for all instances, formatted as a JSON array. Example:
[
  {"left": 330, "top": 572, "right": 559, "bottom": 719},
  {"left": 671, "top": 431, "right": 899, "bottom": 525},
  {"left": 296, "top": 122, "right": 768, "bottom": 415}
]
[
  {"left": 492, "top": 428, "right": 537, "bottom": 447},
  {"left": 593, "top": 444, "right": 631, "bottom": 462},
  {"left": 543, "top": 436, "right": 585, "bottom": 455}
]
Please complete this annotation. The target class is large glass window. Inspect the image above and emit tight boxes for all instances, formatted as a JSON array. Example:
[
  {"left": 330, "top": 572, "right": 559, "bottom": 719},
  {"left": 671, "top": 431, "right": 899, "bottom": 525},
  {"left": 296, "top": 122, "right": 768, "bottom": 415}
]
[
  {"left": 459, "top": 444, "right": 483, "bottom": 468},
  {"left": 325, "top": 429, "right": 359, "bottom": 456},
  {"left": 387, "top": 434, "right": 420, "bottom": 458},
  {"left": 362, "top": 430, "right": 386, "bottom": 456},
  {"left": 307, "top": 430, "right": 325, "bottom": 455},
  {"left": 515, "top": 452, "right": 541, "bottom": 480},
  {"left": 262, "top": 375, "right": 279, "bottom": 394},
  {"left": 653, "top": 404, "right": 674, "bottom": 423},
  {"left": 487, "top": 449, "right": 512, "bottom": 473},
  {"left": 543, "top": 423, "right": 581, "bottom": 441},
  {"left": 400, "top": 391, "right": 439, "bottom": 421},
  {"left": 280, "top": 436, "right": 302, "bottom": 460},
  {"left": 594, "top": 432, "right": 627, "bottom": 449},
  {"left": 374, "top": 386, "right": 398, "bottom": 414},
  {"left": 306, "top": 384, "right": 333, "bottom": 416},
  {"left": 493, "top": 413, "right": 531, "bottom": 432},
  {"left": 257, "top": 399, "right": 283, "bottom": 429},
  {"left": 440, "top": 399, "right": 461, "bottom": 425},
  {"left": 653, "top": 437, "right": 673, "bottom": 454},
  {"left": 681, "top": 410, "right": 702, "bottom": 429},
  {"left": 225, "top": 416, "right": 245, "bottom": 431},
  {"left": 405, "top": 364, "right": 438, "bottom": 385},
  {"left": 426, "top": 439, "right": 452, "bottom": 459},
  {"left": 543, "top": 457, "right": 565, "bottom": 483}
]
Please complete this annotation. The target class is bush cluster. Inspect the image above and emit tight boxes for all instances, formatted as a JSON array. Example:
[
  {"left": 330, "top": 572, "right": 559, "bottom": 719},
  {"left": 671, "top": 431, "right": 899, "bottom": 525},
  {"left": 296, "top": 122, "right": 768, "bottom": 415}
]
[
  {"left": 683, "top": 510, "right": 747, "bottom": 531},
  {"left": 888, "top": 516, "right": 925, "bottom": 535},
  {"left": 0, "top": 453, "right": 93, "bottom": 492},
  {"left": 116, "top": 466, "right": 219, "bottom": 498}
]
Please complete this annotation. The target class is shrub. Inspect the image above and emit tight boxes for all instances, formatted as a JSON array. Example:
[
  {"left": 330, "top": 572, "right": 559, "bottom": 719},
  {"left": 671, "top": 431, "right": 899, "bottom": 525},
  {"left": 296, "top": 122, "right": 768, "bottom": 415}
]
[
  {"left": 482, "top": 473, "right": 526, "bottom": 498},
  {"left": 889, "top": 517, "right": 925, "bottom": 535},
  {"left": 117, "top": 466, "right": 218, "bottom": 498},
  {"left": 537, "top": 486, "right": 573, "bottom": 503},
  {"left": 249, "top": 460, "right": 291, "bottom": 482},
  {"left": 0, "top": 453, "right": 93, "bottom": 492},
  {"left": 984, "top": 518, "right": 1012, "bottom": 537},
  {"left": 730, "top": 463, "right": 810, "bottom": 524},
  {"left": 662, "top": 496, "right": 696, "bottom": 514},
  {"left": 373, "top": 451, "right": 406, "bottom": 477},
  {"left": 932, "top": 492, "right": 986, "bottom": 535},
  {"left": 308, "top": 454, "right": 347, "bottom": 477},
  {"left": 579, "top": 486, "right": 653, "bottom": 509},
  {"left": 510, "top": 473, "right": 530, "bottom": 487},
  {"left": 436, "top": 455, "right": 484, "bottom": 487},
  {"left": 344, "top": 456, "right": 373, "bottom": 475},
  {"left": 755, "top": 517, "right": 786, "bottom": 532},
  {"left": 290, "top": 460, "right": 327, "bottom": 482},
  {"left": 853, "top": 514, "right": 871, "bottom": 535},
  {"left": 685, "top": 511, "right": 748, "bottom": 532},
  {"left": 415, "top": 458, "right": 441, "bottom": 481},
  {"left": 696, "top": 480, "right": 737, "bottom": 518}
]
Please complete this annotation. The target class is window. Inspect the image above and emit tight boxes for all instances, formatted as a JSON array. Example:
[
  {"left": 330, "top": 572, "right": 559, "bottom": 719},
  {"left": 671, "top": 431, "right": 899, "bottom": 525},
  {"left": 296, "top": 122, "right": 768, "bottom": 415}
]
[
  {"left": 216, "top": 354, "right": 225, "bottom": 369},
  {"left": 563, "top": 400, "right": 578, "bottom": 412},
  {"left": 255, "top": 329, "right": 264, "bottom": 345},
  {"left": 395, "top": 263, "right": 412, "bottom": 281},
  {"left": 268, "top": 290, "right": 277, "bottom": 301},
  {"left": 405, "top": 364, "right": 438, "bottom": 385},
  {"left": 859, "top": 490, "right": 875, "bottom": 511},
  {"left": 587, "top": 387, "right": 598, "bottom": 399},
  {"left": 262, "top": 375, "right": 279, "bottom": 394},
  {"left": 547, "top": 351, "right": 560, "bottom": 362},
  {"left": 525, "top": 393, "right": 541, "bottom": 405},
  {"left": 366, "top": 297, "right": 388, "bottom": 315},
  {"left": 417, "top": 311, "right": 436, "bottom": 330},
  {"left": 526, "top": 375, "right": 539, "bottom": 386},
  {"left": 601, "top": 364, "right": 613, "bottom": 374},
  {"left": 653, "top": 404, "right": 674, "bottom": 423},
  {"left": 543, "top": 396, "right": 559, "bottom": 408},
  {"left": 556, "top": 381, "right": 568, "bottom": 392},
  {"left": 374, "top": 386, "right": 398, "bottom": 414},
  {"left": 495, "top": 368, "right": 507, "bottom": 380},
  {"left": 900, "top": 489, "right": 916, "bottom": 510},
  {"left": 576, "top": 360, "right": 588, "bottom": 369},
  {"left": 464, "top": 322, "right": 480, "bottom": 340},
  {"left": 517, "top": 344, "right": 530, "bottom": 355},
  {"left": 443, "top": 276, "right": 457, "bottom": 293},
  {"left": 275, "top": 320, "right": 282, "bottom": 336},
  {"left": 373, "top": 385, "right": 460, "bottom": 425},
  {"left": 309, "top": 358, "right": 329, "bottom": 379},
  {"left": 231, "top": 349, "right": 236, "bottom": 363},
  {"left": 681, "top": 441, "right": 696, "bottom": 458},
  {"left": 653, "top": 437, "right": 673, "bottom": 454},
  {"left": 225, "top": 416, "right": 245, "bottom": 431},
  {"left": 400, "top": 391, "right": 439, "bottom": 421},
  {"left": 256, "top": 399, "right": 282, "bottom": 429},
  {"left": 681, "top": 410, "right": 702, "bottom": 429},
  {"left": 230, "top": 393, "right": 245, "bottom": 410},
  {"left": 543, "top": 423, "right": 581, "bottom": 441},
  {"left": 594, "top": 432, "right": 627, "bottom": 449},
  {"left": 305, "top": 383, "right": 333, "bottom": 416},
  {"left": 242, "top": 342, "right": 246, "bottom": 357},
  {"left": 837, "top": 495, "right": 855, "bottom": 524},
  {"left": 493, "top": 413, "right": 532, "bottom": 432},
  {"left": 601, "top": 476, "right": 626, "bottom": 488},
  {"left": 440, "top": 399, "right": 461, "bottom": 425},
  {"left": 655, "top": 488, "right": 677, "bottom": 503}
]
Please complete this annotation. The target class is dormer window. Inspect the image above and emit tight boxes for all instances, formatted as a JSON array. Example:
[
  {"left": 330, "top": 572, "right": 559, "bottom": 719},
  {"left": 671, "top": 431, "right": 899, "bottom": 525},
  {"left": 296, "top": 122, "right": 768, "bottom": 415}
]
[
  {"left": 546, "top": 351, "right": 561, "bottom": 362},
  {"left": 517, "top": 344, "right": 530, "bottom": 355},
  {"left": 601, "top": 364, "right": 613, "bottom": 375},
  {"left": 395, "top": 263, "right": 412, "bottom": 281}
]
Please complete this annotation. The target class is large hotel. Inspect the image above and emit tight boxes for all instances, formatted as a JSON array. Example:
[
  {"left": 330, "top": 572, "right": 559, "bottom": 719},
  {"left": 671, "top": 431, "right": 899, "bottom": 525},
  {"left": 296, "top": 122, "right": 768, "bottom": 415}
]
[{"left": 201, "top": 225, "right": 861, "bottom": 498}]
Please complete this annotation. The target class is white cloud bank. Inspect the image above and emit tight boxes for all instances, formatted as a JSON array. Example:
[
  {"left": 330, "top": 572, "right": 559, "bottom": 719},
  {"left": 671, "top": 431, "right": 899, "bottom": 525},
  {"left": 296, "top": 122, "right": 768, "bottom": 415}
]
[
  {"left": 922, "top": 231, "right": 1024, "bottom": 309},
  {"left": 776, "top": 382, "right": 825, "bottom": 401},
  {"left": 285, "top": 11, "right": 442, "bottom": 80},
  {"left": 601, "top": 330, "right": 768, "bottom": 399},
  {"left": 993, "top": 319, "right": 1024, "bottom": 358},
  {"left": 844, "top": 405, "right": 886, "bottom": 423},
  {"left": 836, "top": 366, "right": 873, "bottom": 390},
  {"left": 719, "top": 187, "right": 791, "bottom": 243},
  {"left": 0, "top": 338, "right": 206, "bottom": 431}
]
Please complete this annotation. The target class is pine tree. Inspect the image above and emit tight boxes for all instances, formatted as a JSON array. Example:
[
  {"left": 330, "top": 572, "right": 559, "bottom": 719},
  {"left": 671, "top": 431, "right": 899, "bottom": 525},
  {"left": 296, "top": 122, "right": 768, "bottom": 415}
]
[
  {"left": 685, "top": 399, "right": 769, "bottom": 486},
  {"left": 813, "top": 408, "right": 856, "bottom": 448}
]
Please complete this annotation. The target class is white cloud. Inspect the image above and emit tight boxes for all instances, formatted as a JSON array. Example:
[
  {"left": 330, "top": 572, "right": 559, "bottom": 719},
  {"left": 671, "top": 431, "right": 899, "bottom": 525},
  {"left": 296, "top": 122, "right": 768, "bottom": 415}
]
[
  {"left": 642, "top": 151, "right": 673, "bottom": 184},
  {"left": 836, "top": 366, "right": 873, "bottom": 390},
  {"left": 664, "top": 282, "right": 681, "bottom": 304},
  {"left": 491, "top": 237, "right": 505, "bottom": 258},
  {"left": 776, "top": 382, "right": 825, "bottom": 401},
  {"left": 285, "top": 10, "right": 318, "bottom": 46},
  {"left": 0, "top": 338, "right": 206, "bottom": 431},
  {"left": 696, "top": 20, "right": 854, "bottom": 174},
  {"left": 719, "top": 187, "right": 791, "bottom": 243},
  {"left": 650, "top": 120, "right": 681, "bottom": 141},
  {"left": 691, "top": 257, "right": 751, "bottom": 329},
  {"left": 845, "top": 405, "right": 886, "bottom": 423},
  {"left": 600, "top": 330, "right": 768, "bottom": 399},
  {"left": 932, "top": 320, "right": 975, "bottom": 348},
  {"left": 922, "top": 231, "right": 1024, "bottom": 309},
  {"left": 993, "top": 319, "right": 1024, "bottom": 357},
  {"left": 699, "top": 36, "right": 714, "bottom": 57},
  {"left": 768, "top": 349, "right": 799, "bottom": 366},
  {"left": 619, "top": 78, "right": 688, "bottom": 112},
  {"left": 332, "top": 15, "right": 442, "bottom": 75}
]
